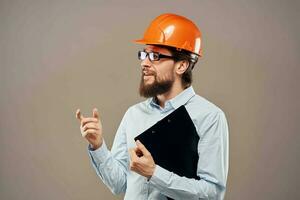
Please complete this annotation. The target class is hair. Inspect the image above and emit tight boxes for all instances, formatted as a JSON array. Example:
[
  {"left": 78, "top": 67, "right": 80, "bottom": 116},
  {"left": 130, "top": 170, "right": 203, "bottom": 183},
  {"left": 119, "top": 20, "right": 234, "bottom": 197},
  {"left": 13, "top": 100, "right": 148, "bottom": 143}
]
[{"left": 157, "top": 45, "right": 199, "bottom": 88}]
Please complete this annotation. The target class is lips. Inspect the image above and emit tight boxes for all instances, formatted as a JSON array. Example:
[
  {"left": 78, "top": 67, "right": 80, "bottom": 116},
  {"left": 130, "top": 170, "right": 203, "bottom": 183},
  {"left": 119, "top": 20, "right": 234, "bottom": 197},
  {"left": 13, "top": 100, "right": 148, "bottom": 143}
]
[
  {"left": 143, "top": 71, "right": 155, "bottom": 81},
  {"left": 143, "top": 74, "right": 154, "bottom": 80}
]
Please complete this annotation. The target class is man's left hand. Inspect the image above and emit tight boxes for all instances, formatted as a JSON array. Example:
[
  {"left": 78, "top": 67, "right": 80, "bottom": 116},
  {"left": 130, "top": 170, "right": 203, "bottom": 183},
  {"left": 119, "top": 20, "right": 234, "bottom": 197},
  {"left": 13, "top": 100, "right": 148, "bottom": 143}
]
[{"left": 129, "top": 140, "right": 156, "bottom": 180}]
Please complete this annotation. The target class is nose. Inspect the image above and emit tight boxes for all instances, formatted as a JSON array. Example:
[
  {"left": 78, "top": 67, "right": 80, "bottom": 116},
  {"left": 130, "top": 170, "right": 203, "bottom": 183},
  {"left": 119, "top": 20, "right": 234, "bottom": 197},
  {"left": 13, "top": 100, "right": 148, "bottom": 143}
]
[{"left": 140, "top": 55, "right": 152, "bottom": 69}]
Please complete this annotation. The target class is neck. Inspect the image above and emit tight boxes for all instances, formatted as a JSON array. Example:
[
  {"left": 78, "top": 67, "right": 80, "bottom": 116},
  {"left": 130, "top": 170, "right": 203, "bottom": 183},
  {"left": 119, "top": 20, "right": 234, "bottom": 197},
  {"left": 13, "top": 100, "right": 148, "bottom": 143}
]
[{"left": 156, "top": 81, "right": 185, "bottom": 108}]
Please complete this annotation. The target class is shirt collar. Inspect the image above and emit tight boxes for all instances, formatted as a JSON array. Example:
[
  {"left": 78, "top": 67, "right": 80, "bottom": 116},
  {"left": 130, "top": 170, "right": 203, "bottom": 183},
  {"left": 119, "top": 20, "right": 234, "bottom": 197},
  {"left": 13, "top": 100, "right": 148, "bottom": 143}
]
[{"left": 148, "top": 86, "right": 196, "bottom": 110}]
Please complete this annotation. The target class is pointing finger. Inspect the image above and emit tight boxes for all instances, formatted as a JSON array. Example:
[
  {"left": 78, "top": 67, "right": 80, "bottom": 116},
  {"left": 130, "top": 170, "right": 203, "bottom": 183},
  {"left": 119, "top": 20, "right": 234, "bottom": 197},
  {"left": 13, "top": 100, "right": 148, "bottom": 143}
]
[{"left": 76, "top": 109, "right": 83, "bottom": 121}]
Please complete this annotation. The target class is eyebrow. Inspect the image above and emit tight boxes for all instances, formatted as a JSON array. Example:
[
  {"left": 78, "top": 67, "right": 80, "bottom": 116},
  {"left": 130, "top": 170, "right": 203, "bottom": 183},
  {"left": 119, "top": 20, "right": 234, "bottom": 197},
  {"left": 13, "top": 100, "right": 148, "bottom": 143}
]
[{"left": 143, "top": 48, "right": 159, "bottom": 54}]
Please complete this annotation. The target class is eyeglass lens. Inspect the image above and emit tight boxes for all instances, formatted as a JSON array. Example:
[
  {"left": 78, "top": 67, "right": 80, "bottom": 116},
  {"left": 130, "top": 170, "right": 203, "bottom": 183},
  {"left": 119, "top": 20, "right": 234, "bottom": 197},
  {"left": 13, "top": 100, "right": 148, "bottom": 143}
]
[{"left": 138, "top": 51, "right": 159, "bottom": 61}]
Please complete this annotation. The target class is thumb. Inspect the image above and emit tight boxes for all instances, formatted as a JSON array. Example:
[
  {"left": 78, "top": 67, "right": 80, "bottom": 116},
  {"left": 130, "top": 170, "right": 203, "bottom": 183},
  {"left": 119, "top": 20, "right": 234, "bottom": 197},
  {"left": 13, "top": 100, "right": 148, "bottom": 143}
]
[
  {"left": 136, "top": 140, "right": 150, "bottom": 156},
  {"left": 93, "top": 108, "right": 99, "bottom": 119}
]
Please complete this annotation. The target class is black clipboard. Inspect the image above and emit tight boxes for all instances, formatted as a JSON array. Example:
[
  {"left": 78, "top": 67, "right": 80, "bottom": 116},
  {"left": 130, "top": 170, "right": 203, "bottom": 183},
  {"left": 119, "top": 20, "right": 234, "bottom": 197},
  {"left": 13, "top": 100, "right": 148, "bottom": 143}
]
[{"left": 134, "top": 105, "right": 200, "bottom": 199}]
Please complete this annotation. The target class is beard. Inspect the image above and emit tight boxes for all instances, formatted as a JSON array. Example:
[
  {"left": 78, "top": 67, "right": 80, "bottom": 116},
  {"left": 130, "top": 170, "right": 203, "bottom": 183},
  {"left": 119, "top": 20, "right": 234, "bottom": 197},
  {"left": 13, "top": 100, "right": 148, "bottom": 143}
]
[{"left": 139, "top": 72, "right": 174, "bottom": 98}]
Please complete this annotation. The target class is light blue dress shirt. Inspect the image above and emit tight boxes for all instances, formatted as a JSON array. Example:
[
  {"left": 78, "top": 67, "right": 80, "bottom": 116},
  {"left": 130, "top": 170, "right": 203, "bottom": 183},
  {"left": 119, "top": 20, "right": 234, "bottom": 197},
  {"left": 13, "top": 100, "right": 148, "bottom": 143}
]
[{"left": 88, "top": 86, "right": 229, "bottom": 200}]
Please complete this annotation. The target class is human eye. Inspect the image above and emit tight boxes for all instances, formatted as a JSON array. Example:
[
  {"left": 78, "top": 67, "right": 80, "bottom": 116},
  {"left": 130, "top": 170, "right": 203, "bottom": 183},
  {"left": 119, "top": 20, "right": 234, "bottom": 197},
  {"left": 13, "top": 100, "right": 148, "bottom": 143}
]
[{"left": 152, "top": 52, "right": 160, "bottom": 60}]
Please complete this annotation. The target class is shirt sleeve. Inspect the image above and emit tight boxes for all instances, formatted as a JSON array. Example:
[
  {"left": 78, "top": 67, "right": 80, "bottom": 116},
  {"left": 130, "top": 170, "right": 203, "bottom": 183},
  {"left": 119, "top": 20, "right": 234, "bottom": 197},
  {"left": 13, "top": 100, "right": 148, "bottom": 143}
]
[
  {"left": 148, "top": 111, "right": 229, "bottom": 200},
  {"left": 88, "top": 110, "right": 129, "bottom": 195}
]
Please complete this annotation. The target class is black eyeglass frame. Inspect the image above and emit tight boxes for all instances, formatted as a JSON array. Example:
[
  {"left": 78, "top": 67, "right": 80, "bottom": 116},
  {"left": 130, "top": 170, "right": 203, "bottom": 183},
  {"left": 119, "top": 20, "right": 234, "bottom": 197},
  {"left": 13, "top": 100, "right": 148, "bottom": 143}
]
[{"left": 138, "top": 50, "right": 175, "bottom": 62}]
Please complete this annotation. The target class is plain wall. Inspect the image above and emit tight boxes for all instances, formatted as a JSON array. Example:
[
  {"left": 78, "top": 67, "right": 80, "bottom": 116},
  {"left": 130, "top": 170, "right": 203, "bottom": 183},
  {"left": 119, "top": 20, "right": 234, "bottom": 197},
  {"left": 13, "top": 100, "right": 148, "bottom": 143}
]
[{"left": 1, "top": 0, "right": 299, "bottom": 199}]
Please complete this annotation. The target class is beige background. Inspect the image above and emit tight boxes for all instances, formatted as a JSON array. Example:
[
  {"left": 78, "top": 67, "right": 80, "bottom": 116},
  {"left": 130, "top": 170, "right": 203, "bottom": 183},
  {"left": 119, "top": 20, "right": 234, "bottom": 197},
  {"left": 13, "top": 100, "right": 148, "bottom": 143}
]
[{"left": 1, "top": 0, "right": 299, "bottom": 199}]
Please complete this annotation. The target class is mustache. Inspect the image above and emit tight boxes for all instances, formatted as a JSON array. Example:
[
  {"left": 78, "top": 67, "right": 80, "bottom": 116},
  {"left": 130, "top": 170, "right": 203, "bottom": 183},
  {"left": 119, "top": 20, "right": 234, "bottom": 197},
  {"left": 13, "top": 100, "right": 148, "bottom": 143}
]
[{"left": 142, "top": 69, "right": 156, "bottom": 76}]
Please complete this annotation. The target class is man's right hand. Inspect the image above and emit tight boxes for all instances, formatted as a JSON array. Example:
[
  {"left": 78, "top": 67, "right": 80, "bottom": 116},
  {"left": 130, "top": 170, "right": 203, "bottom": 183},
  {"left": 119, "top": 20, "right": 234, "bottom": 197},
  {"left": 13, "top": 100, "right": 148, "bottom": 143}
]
[{"left": 76, "top": 108, "right": 103, "bottom": 150}]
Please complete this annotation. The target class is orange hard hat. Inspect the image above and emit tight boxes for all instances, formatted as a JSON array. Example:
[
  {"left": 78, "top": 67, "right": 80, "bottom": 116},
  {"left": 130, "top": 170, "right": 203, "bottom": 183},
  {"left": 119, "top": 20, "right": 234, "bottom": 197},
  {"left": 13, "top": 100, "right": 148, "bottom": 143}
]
[{"left": 134, "top": 13, "right": 203, "bottom": 57}]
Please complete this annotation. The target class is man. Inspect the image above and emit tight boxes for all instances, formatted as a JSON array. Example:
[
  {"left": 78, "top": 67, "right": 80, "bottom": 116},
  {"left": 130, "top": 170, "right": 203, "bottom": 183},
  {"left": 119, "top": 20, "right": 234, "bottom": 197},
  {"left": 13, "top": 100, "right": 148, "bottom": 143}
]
[{"left": 76, "top": 13, "right": 229, "bottom": 200}]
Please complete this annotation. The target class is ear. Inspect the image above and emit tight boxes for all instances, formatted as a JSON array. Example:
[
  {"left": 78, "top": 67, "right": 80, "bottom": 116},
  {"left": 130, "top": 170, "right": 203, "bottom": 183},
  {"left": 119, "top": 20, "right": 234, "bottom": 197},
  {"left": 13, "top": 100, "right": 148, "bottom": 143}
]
[{"left": 175, "top": 60, "right": 189, "bottom": 75}]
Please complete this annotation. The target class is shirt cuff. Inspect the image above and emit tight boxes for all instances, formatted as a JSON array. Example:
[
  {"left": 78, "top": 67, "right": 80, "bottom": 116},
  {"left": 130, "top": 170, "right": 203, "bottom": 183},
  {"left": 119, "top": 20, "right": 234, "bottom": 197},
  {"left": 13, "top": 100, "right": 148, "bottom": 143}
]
[
  {"left": 88, "top": 141, "right": 110, "bottom": 165},
  {"left": 148, "top": 165, "right": 173, "bottom": 188}
]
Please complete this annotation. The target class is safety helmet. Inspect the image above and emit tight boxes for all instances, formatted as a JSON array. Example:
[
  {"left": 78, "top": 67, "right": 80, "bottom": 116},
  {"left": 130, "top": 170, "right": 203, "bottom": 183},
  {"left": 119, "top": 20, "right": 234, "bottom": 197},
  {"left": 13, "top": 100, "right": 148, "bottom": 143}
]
[{"left": 134, "top": 13, "right": 203, "bottom": 57}]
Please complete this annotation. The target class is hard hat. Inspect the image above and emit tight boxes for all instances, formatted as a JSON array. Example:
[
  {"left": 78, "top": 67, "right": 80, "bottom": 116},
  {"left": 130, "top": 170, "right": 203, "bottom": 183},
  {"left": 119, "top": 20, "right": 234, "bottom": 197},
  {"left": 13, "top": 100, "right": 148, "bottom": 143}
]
[{"left": 134, "top": 13, "right": 203, "bottom": 57}]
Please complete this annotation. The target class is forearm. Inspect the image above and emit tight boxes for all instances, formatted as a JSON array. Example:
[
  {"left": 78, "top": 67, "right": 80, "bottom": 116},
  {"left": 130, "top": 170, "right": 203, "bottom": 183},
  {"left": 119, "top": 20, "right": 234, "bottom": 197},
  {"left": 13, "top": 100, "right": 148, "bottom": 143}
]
[
  {"left": 149, "top": 165, "right": 223, "bottom": 200},
  {"left": 88, "top": 141, "right": 127, "bottom": 195}
]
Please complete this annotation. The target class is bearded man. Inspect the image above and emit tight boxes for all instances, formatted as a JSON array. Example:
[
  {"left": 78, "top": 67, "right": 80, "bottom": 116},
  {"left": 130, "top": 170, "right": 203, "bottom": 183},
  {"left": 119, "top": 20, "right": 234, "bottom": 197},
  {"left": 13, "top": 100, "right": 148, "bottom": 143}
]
[{"left": 76, "top": 13, "right": 229, "bottom": 200}]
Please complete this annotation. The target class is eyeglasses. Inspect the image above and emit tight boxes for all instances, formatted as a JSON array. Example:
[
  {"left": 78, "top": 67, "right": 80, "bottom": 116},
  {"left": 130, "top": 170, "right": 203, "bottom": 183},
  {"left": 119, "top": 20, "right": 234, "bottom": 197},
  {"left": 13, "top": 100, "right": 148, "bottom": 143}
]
[{"left": 138, "top": 50, "right": 175, "bottom": 61}]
